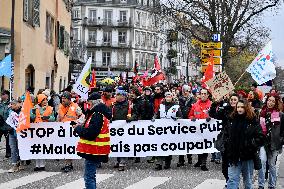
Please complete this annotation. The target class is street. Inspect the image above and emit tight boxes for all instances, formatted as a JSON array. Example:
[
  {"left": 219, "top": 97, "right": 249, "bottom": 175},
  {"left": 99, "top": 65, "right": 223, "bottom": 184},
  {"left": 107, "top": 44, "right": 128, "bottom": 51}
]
[{"left": 1, "top": 140, "right": 284, "bottom": 189}]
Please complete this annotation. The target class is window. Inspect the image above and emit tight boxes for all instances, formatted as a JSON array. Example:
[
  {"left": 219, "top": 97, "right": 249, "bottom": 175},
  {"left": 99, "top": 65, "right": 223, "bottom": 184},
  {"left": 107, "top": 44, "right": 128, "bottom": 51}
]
[
  {"left": 89, "top": 9, "right": 96, "bottom": 21},
  {"left": 72, "top": 9, "right": 80, "bottom": 19},
  {"left": 33, "top": 0, "right": 40, "bottom": 26},
  {"left": 46, "top": 12, "right": 54, "bottom": 44},
  {"left": 141, "top": 32, "right": 146, "bottom": 47},
  {"left": 87, "top": 50, "right": 96, "bottom": 62},
  {"left": 118, "top": 32, "right": 126, "bottom": 44},
  {"left": 58, "top": 25, "right": 65, "bottom": 49},
  {"left": 120, "top": 0, "right": 127, "bottom": 3},
  {"left": 103, "top": 31, "right": 111, "bottom": 44},
  {"left": 136, "top": 11, "right": 140, "bottom": 26},
  {"left": 119, "top": 11, "right": 127, "bottom": 22},
  {"left": 104, "top": 10, "right": 112, "bottom": 25},
  {"left": 102, "top": 52, "right": 111, "bottom": 66},
  {"left": 118, "top": 52, "right": 126, "bottom": 65},
  {"left": 64, "top": 31, "right": 69, "bottom": 56},
  {"left": 142, "top": 13, "right": 147, "bottom": 27},
  {"left": 23, "top": 0, "right": 40, "bottom": 27},
  {"left": 88, "top": 30, "right": 96, "bottom": 43},
  {"left": 135, "top": 31, "right": 140, "bottom": 46},
  {"left": 73, "top": 28, "right": 79, "bottom": 41}
]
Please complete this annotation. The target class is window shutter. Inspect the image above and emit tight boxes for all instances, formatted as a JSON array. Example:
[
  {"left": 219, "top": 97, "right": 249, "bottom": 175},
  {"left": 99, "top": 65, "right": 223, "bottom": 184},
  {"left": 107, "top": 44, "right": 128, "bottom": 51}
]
[
  {"left": 33, "top": 0, "right": 40, "bottom": 27},
  {"left": 23, "top": 0, "right": 29, "bottom": 21},
  {"left": 60, "top": 26, "right": 65, "bottom": 49},
  {"left": 57, "top": 21, "right": 60, "bottom": 47}
]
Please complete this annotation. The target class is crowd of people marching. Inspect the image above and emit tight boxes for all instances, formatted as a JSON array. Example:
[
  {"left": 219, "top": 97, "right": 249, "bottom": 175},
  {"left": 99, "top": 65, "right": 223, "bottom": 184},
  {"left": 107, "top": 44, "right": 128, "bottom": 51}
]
[{"left": 0, "top": 81, "right": 283, "bottom": 189}]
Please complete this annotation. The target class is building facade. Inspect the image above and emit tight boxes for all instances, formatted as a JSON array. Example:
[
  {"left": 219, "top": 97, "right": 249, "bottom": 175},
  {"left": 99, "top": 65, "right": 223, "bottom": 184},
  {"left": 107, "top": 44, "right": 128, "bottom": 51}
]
[
  {"left": 70, "top": 0, "right": 161, "bottom": 81},
  {"left": 0, "top": 0, "right": 72, "bottom": 97}
]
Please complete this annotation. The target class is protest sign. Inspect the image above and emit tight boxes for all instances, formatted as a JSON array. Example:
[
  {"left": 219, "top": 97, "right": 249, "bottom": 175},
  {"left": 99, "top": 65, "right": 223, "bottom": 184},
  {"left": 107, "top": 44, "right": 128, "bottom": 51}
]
[
  {"left": 6, "top": 111, "right": 19, "bottom": 130},
  {"left": 206, "top": 71, "right": 234, "bottom": 100},
  {"left": 17, "top": 119, "right": 222, "bottom": 159},
  {"left": 17, "top": 122, "right": 80, "bottom": 160}
]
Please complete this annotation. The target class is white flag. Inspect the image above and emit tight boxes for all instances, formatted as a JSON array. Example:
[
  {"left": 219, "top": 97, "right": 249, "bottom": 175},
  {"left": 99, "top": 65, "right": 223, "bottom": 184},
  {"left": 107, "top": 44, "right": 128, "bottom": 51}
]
[
  {"left": 73, "top": 57, "right": 92, "bottom": 100},
  {"left": 246, "top": 41, "right": 276, "bottom": 85}
]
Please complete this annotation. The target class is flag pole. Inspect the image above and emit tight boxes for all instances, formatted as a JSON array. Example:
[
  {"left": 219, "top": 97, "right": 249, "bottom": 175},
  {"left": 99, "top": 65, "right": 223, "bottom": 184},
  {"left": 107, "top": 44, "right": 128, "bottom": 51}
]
[
  {"left": 9, "top": 0, "right": 15, "bottom": 101},
  {"left": 234, "top": 71, "right": 246, "bottom": 86}
]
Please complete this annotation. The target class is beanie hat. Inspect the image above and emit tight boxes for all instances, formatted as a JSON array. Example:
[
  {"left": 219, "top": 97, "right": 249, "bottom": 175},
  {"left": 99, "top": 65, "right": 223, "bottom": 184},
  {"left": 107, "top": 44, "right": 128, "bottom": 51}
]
[
  {"left": 143, "top": 86, "right": 152, "bottom": 92},
  {"left": 165, "top": 92, "right": 173, "bottom": 97},
  {"left": 61, "top": 91, "right": 71, "bottom": 100},
  {"left": 42, "top": 89, "right": 51, "bottom": 97},
  {"left": 88, "top": 92, "right": 101, "bottom": 101},
  {"left": 37, "top": 94, "right": 47, "bottom": 104},
  {"left": 104, "top": 86, "right": 113, "bottom": 93}
]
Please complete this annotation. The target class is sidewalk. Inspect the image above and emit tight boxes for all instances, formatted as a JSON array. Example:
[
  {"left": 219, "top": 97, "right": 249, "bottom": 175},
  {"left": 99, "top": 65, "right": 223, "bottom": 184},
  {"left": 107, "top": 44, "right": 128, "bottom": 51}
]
[{"left": 278, "top": 152, "right": 284, "bottom": 188}]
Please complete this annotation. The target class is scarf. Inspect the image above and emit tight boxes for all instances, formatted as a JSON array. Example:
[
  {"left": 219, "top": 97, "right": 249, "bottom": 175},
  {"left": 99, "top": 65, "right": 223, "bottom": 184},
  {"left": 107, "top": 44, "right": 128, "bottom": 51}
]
[{"left": 260, "top": 107, "right": 280, "bottom": 135}]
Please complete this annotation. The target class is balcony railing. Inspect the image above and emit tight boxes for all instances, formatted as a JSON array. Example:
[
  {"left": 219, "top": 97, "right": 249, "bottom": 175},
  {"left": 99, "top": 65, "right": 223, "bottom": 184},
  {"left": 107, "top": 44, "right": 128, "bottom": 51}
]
[
  {"left": 83, "top": 18, "right": 133, "bottom": 28},
  {"left": 70, "top": 40, "right": 86, "bottom": 62}
]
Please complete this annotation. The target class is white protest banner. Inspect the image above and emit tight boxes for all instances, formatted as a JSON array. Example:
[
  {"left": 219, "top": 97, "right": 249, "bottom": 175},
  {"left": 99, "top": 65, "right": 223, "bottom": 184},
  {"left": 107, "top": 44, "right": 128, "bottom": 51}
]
[
  {"left": 17, "top": 119, "right": 222, "bottom": 159},
  {"left": 6, "top": 111, "right": 19, "bottom": 130},
  {"left": 246, "top": 41, "right": 276, "bottom": 85},
  {"left": 73, "top": 57, "right": 92, "bottom": 100},
  {"left": 205, "top": 71, "right": 234, "bottom": 100},
  {"left": 17, "top": 122, "right": 81, "bottom": 160}
]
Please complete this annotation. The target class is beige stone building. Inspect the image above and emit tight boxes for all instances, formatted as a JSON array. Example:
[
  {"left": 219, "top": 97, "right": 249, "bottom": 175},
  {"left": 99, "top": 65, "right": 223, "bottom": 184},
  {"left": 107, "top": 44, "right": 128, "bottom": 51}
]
[{"left": 0, "top": 0, "right": 72, "bottom": 98}]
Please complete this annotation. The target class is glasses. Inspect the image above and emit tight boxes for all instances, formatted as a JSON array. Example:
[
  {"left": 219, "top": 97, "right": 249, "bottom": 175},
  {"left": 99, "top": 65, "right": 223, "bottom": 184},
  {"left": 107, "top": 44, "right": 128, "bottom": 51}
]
[{"left": 155, "top": 88, "right": 160, "bottom": 91}]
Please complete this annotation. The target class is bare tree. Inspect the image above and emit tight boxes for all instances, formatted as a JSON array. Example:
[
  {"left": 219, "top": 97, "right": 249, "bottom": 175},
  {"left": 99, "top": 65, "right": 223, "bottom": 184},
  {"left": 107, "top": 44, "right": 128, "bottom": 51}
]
[{"left": 159, "top": 0, "right": 282, "bottom": 67}]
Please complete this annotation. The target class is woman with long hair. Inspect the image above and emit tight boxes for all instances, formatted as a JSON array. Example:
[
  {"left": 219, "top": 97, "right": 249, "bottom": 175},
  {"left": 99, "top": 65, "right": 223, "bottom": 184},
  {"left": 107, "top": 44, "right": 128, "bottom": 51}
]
[
  {"left": 209, "top": 93, "right": 239, "bottom": 185},
  {"left": 225, "top": 99, "right": 264, "bottom": 189},
  {"left": 258, "top": 93, "right": 284, "bottom": 189}
]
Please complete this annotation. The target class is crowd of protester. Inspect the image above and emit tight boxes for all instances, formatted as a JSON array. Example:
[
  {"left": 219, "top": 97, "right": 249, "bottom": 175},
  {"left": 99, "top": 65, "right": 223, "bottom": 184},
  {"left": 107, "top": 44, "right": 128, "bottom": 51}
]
[{"left": 0, "top": 80, "right": 283, "bottom": 189}]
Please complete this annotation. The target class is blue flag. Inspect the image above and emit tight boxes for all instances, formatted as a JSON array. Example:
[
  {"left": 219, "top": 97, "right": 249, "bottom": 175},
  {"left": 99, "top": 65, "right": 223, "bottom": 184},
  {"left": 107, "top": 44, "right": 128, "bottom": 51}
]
[{"left": 0, "top": 54, "right": 12, "bottom": 78}]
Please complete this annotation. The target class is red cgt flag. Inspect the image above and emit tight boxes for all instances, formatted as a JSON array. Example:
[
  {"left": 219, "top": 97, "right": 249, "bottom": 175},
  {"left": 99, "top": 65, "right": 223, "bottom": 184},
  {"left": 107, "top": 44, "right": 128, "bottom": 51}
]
[
  {"left": 16, "top": 92, "right": 33, "bottom": 132},
  {"left": 90, "top": 69, "right": 96, "bottom": 89}
]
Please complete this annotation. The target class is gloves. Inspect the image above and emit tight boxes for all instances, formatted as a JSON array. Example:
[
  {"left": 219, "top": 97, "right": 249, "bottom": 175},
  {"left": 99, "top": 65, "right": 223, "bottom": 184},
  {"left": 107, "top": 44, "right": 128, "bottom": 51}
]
[
  {"left": 126, "top": 118, "right": 132, "bottom": 123},
  {"left": 42, "top": 116, "right": 50, "bottom": 120},
  {"left": 151, "top": 118, "right": 155, "bottom": 122},
  {"left": 191, "top": 118, "right": 196, "bottom": 122},
  {"left": 206, "top": 117, "right": 211, "bottom": 122},
  {"left": 171, "top": 116, "right": 177, "bottom": 121}
]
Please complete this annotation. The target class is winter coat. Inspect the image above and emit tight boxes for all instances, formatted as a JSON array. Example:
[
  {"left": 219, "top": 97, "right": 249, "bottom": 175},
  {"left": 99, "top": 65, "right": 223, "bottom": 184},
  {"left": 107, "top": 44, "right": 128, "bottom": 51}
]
[
  {"left": 224, "top": 115, "right": 264, "bottom": 165},
  {"left": 112, "top": 100, "right": 129, "bottom": 121},
  {"left": 209, "top": 100, "right": 234, "bottom": 129},
  {"left": 74, "top": 103, "right": 112, "bottom": 162},
  {"left": 128, "top": 96, "right": 144, "bottom": 121},
  {"left": 260, "top": 111, "right": 284, "bottom": 152},
  {"left": 155, "top": 100, "right": 182, "bottom": 119},
  {"left": 178, "top": 95, "right": 196, "bottom": 119},
  {"left": 153, "top": 93, "right": 164, "bottom": 113},
  {"left": 141, "top": 95, "right": 154, "bottom": 120},
  {"left": 0, "top": 100, "right": 11, "bottom": 133},
  {"left": 188, "top": 99, "right": 212, "bottom": 119}
]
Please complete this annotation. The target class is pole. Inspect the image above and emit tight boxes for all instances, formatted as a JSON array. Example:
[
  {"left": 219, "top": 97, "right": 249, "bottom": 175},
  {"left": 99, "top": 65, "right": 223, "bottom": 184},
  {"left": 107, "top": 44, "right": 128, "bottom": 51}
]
[
  {"left": 234, "top": 71, "right": 246, "bottom": 86},
  {"left": 9, "top": 0, "right": 15, "bottom": 101}
]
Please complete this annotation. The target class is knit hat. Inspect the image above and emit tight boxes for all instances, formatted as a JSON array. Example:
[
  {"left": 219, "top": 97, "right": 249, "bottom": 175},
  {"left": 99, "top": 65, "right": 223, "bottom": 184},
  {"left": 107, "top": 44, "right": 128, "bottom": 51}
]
[
  {"left": 61, "top": 91, "right": 71, "bottom": 100},
  {"left": 143, "top": 86, "right": 152, "bottom": 92},
  {"left": 165, "top": 92, "right": 173, "bottom": 97},
  {"left": 42, "top": 89, "right": 50, "bottom": 97},
  {"left": 182, "top": 85, "right": 191, "bottom": 92},
  {"left": 116, "top": 88, "right": 127, "bottom": 97},
  {"left": 37, "top": 94, "right": 47, "bottom": 104},
  {"left": 88, "top": 92, "right": 101, "bottom": 101},
  {"left": 104, "top": 86, "right": 113, "bottom": 93}
]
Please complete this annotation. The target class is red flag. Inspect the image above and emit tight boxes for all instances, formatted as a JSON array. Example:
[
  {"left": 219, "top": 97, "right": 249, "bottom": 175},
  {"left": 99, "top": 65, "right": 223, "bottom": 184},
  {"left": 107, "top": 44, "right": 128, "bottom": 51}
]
[
  {"left": 90, "top": 69, "right": 96, "bottom": 89},
  {"left": 154, "top": 55, "right": 161, "bottom": 70},
  {"left": 142, "top": 71, "right": 165, "bottom": 86},
  {"left": 202, "top": 50, "right": 215, "bottom": 84},
  {"left": 16, "top": 92, "right": 33, "bottom": 132}
]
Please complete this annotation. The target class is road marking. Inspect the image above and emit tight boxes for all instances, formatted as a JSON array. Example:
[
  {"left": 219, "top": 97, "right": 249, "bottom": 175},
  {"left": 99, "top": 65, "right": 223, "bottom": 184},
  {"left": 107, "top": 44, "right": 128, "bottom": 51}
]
[
  {"left": 0, "top": 171, "right": 60, "bottom": 189},
  {"left": 193, "top": 179, "right": 226, "bottom": 189},
  {"left": 0, "top": 169, "right": 8, "bottom": 174},
  {"left": 55, "top": 174, "right": 114, "bottom": 189},
  {"left": 124, "top": 176, "right": 171, "bottom": 189}
]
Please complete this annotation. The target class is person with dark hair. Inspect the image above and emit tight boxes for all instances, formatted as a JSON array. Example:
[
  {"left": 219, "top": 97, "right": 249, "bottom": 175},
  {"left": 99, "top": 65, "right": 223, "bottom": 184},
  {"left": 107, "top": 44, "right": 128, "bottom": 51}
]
[
  {"left": 188, "top": 88, "right": 212, "bottom": 171},
  {"left": 225, "top": 99, "right": 264, "bottom": 189},
  {"left": 251, "top": 83, "right": 263, "bottom": 101},
  {"left": 74, "top": 92, "right": 112, "bottom": 189},
  {"left": 209, "top": 93, "right": 239, "bottom": 185},
  {"left": 141, "top": 87, "right": 154, "bottom": 120},
  {"left": 58, "top": 91, "right": 85, "bottom": 172},
  {"left": 258, "top": 93, "right": 284, "bottom": 189},
  {"left": 101, "top": 86, "right": 115, "bottom": 108},
  {"left": 248, "top": 91, "right": 262, "bottom": 112},
  {"left": 0, "top": 90, "right": 11, "bottom": 158}
]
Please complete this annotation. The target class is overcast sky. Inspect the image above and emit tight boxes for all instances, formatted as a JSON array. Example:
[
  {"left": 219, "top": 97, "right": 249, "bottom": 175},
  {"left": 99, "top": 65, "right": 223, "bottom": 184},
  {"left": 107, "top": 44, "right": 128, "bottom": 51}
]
[{"left": 263, "top": 3, "right": 284, "bottom": 67}]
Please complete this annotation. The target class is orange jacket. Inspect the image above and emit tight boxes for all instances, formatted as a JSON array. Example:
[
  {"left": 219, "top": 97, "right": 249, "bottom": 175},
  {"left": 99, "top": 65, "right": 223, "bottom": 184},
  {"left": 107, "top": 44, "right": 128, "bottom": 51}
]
[
  {"left": 58, "top": 102, "right": 79, "bottom": 122},
  {"left": 34, "top": 106, "right": 53, "bottom": 123},
  {"left": 188, "top": 99, "right": 212, "bottom": 119}
]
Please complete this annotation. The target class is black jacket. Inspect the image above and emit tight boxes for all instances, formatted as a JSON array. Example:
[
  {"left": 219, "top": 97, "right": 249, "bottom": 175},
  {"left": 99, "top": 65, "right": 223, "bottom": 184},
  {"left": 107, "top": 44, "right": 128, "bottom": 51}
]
[
  {"left": 112, "top": 100, "right": 129, "bottom": 120},
  {"left": 128, "top": 96, "right": 144, "bottom": 121},
  {"left": 178, "top": 95, "right": 196, "bottom": 119},
  {"left": 224, "top": 115, "right": 264, "bottom": 165},
  {"left": 209, "top": 101, "right": 234, "bottom": 130},
  {"left": 141, "top": 95, "right": 154, "bottom": 120},
  {"left": 75, "top": 103, "right": 112, "bottom": 162}
]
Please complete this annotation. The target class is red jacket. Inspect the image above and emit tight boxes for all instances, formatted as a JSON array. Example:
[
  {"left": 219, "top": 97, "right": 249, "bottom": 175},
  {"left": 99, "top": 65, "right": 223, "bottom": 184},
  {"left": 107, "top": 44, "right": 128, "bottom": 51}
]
[
  {"left": 154, "top": 97, "right": 163, "bottom": 113},
  {"left": 188, "top": 99, "right": 212, "bottom": 119}
]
